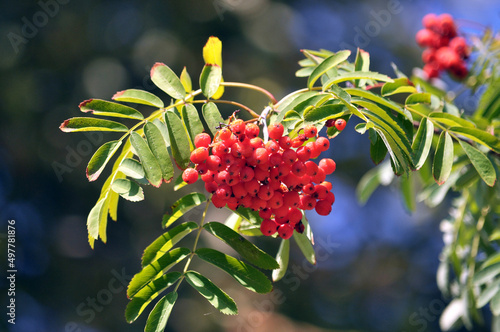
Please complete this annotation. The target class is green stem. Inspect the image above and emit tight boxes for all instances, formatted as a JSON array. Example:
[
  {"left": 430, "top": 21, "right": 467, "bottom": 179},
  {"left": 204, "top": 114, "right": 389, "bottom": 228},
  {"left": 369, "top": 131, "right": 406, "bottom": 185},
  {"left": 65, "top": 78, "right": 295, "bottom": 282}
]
[
  {"left": 173, "top": 195, "right": 212, "bottom": 292},
  {"left": 221, "top": 82, "right": 278, "bottom": 104}
]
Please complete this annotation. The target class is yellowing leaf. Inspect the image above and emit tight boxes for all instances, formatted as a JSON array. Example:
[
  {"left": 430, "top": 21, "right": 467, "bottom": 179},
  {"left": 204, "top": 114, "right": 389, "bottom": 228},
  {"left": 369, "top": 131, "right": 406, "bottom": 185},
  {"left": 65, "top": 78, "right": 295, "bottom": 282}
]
[{"left": 203, "top": 36, "right": 222, "bottom": 66}]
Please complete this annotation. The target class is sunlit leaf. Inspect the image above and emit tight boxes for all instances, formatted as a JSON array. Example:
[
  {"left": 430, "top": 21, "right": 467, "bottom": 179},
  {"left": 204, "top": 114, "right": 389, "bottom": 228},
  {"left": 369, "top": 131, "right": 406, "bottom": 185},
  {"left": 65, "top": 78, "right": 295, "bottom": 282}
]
[
  {"left": 118, "top": 158, "right": 145, "bottom": 180},
  {"left": 202, "top": 102, "right": 224, "bottom": 135},
  {"left": 449, "top": 127, "right": 500, "bottom": 154},
  {"left": 381, "top": 77, "right": 417, "bottom": 96},
  {"left": 150, "top": 62, "right": 186, "bottom": 100},
  {"left": 477, "top": 278, "right": 500, "bottom": 308},
  {"left": 112, "top": 89, "right": 164, "bottom": 108},
  {"left": 125, "top": 272, "right": 181, "bottom": 323},
  {"left": 429, "top": 112, "right": 475, "bottom": 128},
  {"left": 142, "top": 222, "right": 198, "bottom": 267},
  {"left": 433, "top": 131, "right": 454, "bottom": 185},
  {"left": 303, "top": 104, "right": 347, "bottom": 123},
  {"left": 79, "top": 99, "right": 144, "bottom": 120},
  {"left": 111, "top": 178, "right": 144, "bottom": 202},
  {"left": 354, "top": 48, "right": 370, "bottom": 87},
  {"left": 144, "top": 121, "right": 174, "bottom": 183},
  {"left": 59, "top": 117, "right": 128, "bottom": 133},
  {"left": 144, "top": 292, "right": 177, "bottom": 332},
  {"left": 185, "top": 271, "right": 238, "bottom": 315},
  {"left": 272, "top": 239, "right": 290, "bottom": 282},
  {"left": 86, "top": 140, "right": 122, "bottom": 181},
  {"left": 323, "top": 71, "right": 392, "bottom": 90},
  {"left": 196, "top": 248, "right": 273, "bottom": 294},
  {"left": 130, "top": 132, "right": 163, "bottom": 187},
  {"left": 164, "top": 110, "right": 191, "bottom": 169},
  {"left": 127, "top": 247, "right": 190, "bottom": 298},
  {"left": 203, "top": 36, "right": 222, "bottom": 66},
  {"left": 459, "top": 140, "right": 496, "bottom": 186},
  {"left": 203, "top": 222, "right": 279, "bottom": 270},
  {"left": 473, "top": 263, "right": 500, "bottom": 285},
  {"left": 412, "top": 118, "right": 434, "bottom": 170},
  {"left": 87, "top": 197, "right": 107, "bottom": 241},
  {"left": 405, "top": 93, "right": 431, "bottom": 105},
  {"left": 293, "top": 230, "right": 315, "bottom": 265},
  {"left": 200, "top": 64, "right": 222, "bottom": 99},
  {"left": 179, "top": 67, "right": 192, "bottom": 93},
  {"left": 162, "top": 193, "right": 207, "bottom": 228},
  {"left": 307, "top": 50, "right": 351, "bottom": 89},
  {"left": 181, "top": 104, "right": 204, "bottom": 145}
]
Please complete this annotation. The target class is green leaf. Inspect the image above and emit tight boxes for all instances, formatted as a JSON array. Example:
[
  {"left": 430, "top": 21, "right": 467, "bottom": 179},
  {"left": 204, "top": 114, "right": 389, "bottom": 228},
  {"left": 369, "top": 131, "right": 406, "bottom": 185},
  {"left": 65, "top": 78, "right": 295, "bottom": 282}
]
[
  {"left": 433, "top": 131, "right": 454, "bottom": 185},
  {"left": 491, "top": 289, "right": 500, "bottom": 316},
  {"left": 118, "top": 158, "right": 146, "bottom": 180},
  {"left": 130, "top": 132, "right": 163, "bottom": 187},
  {"left": 412, "top": 118, "right": 434, "bottom": 170},
  {"left": 142, "top": 222, "right": 198, "bottom": 267},
  {"left": 356, "top": 161, "right": 394, "bottom": 204},
  {"left": 111, "top": 178, "right": 144, "bottom": 202},
  {"left": 162, "top": 193, "right": 207, "bottom": 228},
  {"left": 369, "top": 128, "right": 388, "bottom": 165},
  {"left": 323, "top": 71, "right": 393, "bottom": 90},
  {"left": 86, "top": 140, "right": 122, "bottom": 181},
  {"left": 127, "top": 247, "right": 190, "bottom": 298},
  {"left": 429, "top": 112, "right": 475, "bottom": 128},
  {"left": 196, "top": 248, "right": 273, "bottom": 294},
  {"left": 303, "top": 104, "right": 347, "bottom": 123},
  {"left": 184, "top": 271, "right": 238, "bottom": 315},
  {"left": 400, "top": 172, "right": 415, "bottom": 212},
  {"left": 476, "top": 278, "right": 500, "bottom": 308},
  {"left": 307, "top": 50, "right": 351, "bottom": 89},
  {"left": 164, "top": 110, "right": 191, "bottom": 169},
  {"left": 125, "top": 272, "right": 181, "bottom": 323},
  {"left": 295, "top": 66, "right": 314, "bottom": 77},
  {"left": 180, "top": 67, "right": 192, "bottom": 93},
  {"left": 293, "top": 230, "right": 316, "bottom": 265},
  {"left": 354, "top": 48, "right": 370, "bottom": 87},
  {"left": 233, "top": 207, "right": 262, "bottom": 226},
  {"left": 144, "top": 121, "right": 174, "bottom": 183},
  {"left": 202, "top": 102, "right": 224, "bottom": 135},
  {"left": 272, "top": 239, "right": 290, "bottom": 282},
  {"left": 381, "top": 77, "right": 417, "bottom": 96},
  {"left": 345, "top": 88, "right": 406, "bottom": 116},
  {"left": 150, "top": 62, "right": 186, "bottom": 100},
  {"left": 79, "top": 99, "right": 144, "bottom": 120},
  {"left": 87, "top": 197, "right": 107, "bottom": 240},
  {"left": 474, "top": 263, "right": 500, "bottom": 285},
  {"left": 181, "top": 104, "right": 204, "bottom": 145},
  {"left": 405, "top": 93, "right": 431, "bottom": 105},
  {"left": 449, "top": 127, "right": 500, "bottom": 154},
  {"left": 203, "top": 222, "right": 279, "bottom": 270},
  {"left": 459, "top": 141, "right": 496, "bottom": 186},
  {"left": 173, "top": 173, "right": 188, "bottom": 191},
  {"left": 112, "top": 89, "right": 164, "bottom": 108},
  {"left": 144, "top": 292, "right": 177, "bottom": 332},
  {"left": 59, "top": 117, "right": 128, "bottom": 133},
  {"left": 200, "top": 64, "right": 222, "bottom": 99}
]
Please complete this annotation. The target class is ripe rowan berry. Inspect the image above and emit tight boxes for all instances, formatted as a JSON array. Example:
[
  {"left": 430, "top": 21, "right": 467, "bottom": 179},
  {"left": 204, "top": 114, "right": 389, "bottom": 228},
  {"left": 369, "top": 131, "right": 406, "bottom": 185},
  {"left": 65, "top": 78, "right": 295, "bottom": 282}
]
[
  {"left": 277, "top": 223, "right": 294, "bottom": 239},
  {"left": 182, "top": 168, "right": 198, "bottom": 184},
  {"left": 315, "top": 199, "right": 332, "bottom": 216},
  {"left": 315, "top": 137, "right": 330, "bottom": 152},
  {"left": 261, "top": 218, "right": 278, "bottom": 236},
  {"left": 334, "top": 119, "right": 346, "bottom": 131},
  {"left": 245, "top": 123, "right": 260, "bottom": 138},
  {"left": 319, "top": 158, "right": 336, "bottom": 174},
  {"left": 230, "top": 119, "right": 246, "bottom": 136},
  {"left": 194, "top": 133, "right": 211, "bottom": 148},
  {"left": 190, "top": 147, "right": 209, "bottom": 164},
  {"left": 304, "top": 125, "right": 318, "bottom": 138},
  {"left": 268, "top": 123, "right": 284, "bottom": 140}
]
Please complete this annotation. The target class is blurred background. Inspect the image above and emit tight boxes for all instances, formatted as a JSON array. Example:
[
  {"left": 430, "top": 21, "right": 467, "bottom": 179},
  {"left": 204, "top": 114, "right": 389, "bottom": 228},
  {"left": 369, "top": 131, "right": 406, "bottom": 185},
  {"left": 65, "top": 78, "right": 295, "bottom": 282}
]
[{"left": 1, "top": 0, "right": 499, "bottom": 331}]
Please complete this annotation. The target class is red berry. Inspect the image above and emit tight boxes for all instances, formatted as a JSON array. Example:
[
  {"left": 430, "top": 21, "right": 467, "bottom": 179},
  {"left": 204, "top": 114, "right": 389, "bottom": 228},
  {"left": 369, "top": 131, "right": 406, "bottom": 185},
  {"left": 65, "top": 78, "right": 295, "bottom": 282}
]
[
  {"left": 230, "top": 119, "right": 246, "bottom": 136},
  {"left": 315, "top": 199, "right": 332, "bottom": 216},
  {"left": 212, "top": 142, "right": 229, "bottom": 156},
  {"left": 319, "top": 158, "right": 336, "bottom": 175},
  {"left": 299, "top": 195, "right": 316, "bottom": 210},
  {"left": 283, "top": 191, "right": 300, "bottom": 208},
  {"left": 291, "top": 160, "right": 307, "bottom": 177},
  {"left": 423, "top": 63, "right": 440, "bottom": 79},
  {"left": 194, "top": 133, "right": 211, "bottom": 148},
  {"left": 422, "top": 13, "right": 439, "bottom": 30},
  {"left": 261, "top": 219, "right": 278, "bottom": 236},
  {"left": 244, "top": 179, "right": 260, "bottom": 196},
  {"left": 206, "top": 155, "right": 222, "bottom": 171},
  {"left": 435, "top": 47, "right": 461, "bottom": 69},
  {"left": 296, "top": 145, "right": 312, "bottom": 162},
  {"left": 218, "top": 127, "right": 232, "bottom": 141},
  {"left": 268, "top": 191, "right": 284, "bottom": 209},
  {"left": 279, "top": 136, "right": 292, "bottom": 149},
  {"left": 282, "top": 149, "right": 297, "bottom": 165},
  {"left": 304, "top": 125, "right": 318, "bottom": 138},
  {"left": 334, "top": 119, "right": 346, "bottom": 131},
  {"left": 315, "top": 137, "right": 330, "bottom": 152},
  {"left": 245, "top": 123, "right": 260, "bottom": 138},
  {"left": 211, "top": 195, "right": 227, "bottom": 208},
  {"left": 204, "top": 181, "right": 217, "bottom": 193},
  {"left": 320, "top": 181, "right": 333, "bottom": 191},
  {"left": 303, "top": 183, "right": 315, "bottom": 195},
  {"left": 294, "top": 221, "right": 305, "bottom": 233},
  {"left": 240, "top": 166, "right": 255, "bottom": 182},
  {"left": 190, "top": 147, "right": 209, "bottom": 164},
  {"left": 287, "top": 207, "right": 302, "bottom": 224},
  {"left": 259, "top": 207, "right": 273, "bottom": 219},
  {"left": 268, "top": 123, "right": 284, "bottom": 140},
  {"left": 182, "top": 168, "right": 198, "bottom": 184},
  {"left": 449, "top": 36, "right": 468, "bottom": 57},
  {"left": 438, "top": 13, "right": 456, "bottom": 37},
  {"left": 422, "top": 49, "right": 436, "bottom": 64},
  {"left": 277, "top": 223, "right": 294, "bottom": 239},
  {"left": 325, "top": 119, "right": 335, "bottom": 127}
]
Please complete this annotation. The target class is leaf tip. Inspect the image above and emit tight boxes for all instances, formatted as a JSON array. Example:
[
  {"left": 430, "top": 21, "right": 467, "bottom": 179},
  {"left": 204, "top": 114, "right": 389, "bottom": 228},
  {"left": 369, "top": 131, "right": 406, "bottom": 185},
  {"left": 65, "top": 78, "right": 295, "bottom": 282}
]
[
  {"left": 112, "top": 90, "right": 124, "bottom": 100},
  {"left": 59, "top": 119, "right": 70, "bottom": 132},
  {"left": 151, "top": 62, "right": 166, "bottom": 77},
  {"left": 79, "top": 99, "right": 93, "bottom": 109}
]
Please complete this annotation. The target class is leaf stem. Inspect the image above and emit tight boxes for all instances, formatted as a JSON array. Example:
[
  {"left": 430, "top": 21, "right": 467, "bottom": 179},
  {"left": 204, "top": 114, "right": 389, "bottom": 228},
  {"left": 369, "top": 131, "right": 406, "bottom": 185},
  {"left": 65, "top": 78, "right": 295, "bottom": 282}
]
[
  {"left": 221, "top": 82, "right": 278, "bottom": 104},
  {"left": 173, "top": 195, "right": 212, "bottom": 292}
]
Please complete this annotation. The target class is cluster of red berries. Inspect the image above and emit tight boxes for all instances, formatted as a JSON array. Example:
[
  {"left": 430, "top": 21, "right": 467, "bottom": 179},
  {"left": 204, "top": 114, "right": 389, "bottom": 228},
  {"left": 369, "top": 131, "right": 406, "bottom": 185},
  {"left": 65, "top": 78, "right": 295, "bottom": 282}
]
[
  {"left": 182, "top": 120, "right": 336, "bottom": 240},
  {"left": 415, "top": 13, "right": 469, "bottom": 79}
]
